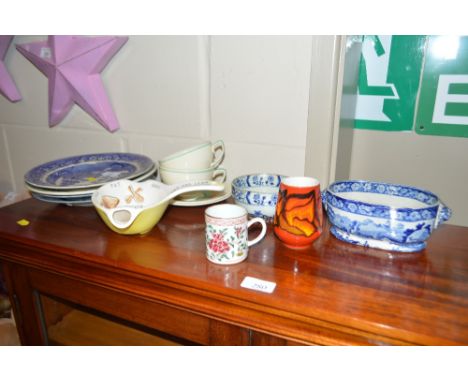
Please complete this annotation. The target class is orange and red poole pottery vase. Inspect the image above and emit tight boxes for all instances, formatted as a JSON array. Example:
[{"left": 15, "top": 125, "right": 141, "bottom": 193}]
[{"left": 273, "top": 177, "right": 323, "bottom": 248}]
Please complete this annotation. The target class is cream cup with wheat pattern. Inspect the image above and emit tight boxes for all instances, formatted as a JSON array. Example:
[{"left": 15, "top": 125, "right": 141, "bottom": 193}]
[{"left": 205, "top": 204, "right": 267, "bottom": 265}]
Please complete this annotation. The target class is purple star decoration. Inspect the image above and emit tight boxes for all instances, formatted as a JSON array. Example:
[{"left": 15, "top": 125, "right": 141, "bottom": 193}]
[
  {"left": 16, "top": 35, "right": 128, "bottom": 132},
  {"left": 0, "top": 35, "right": 21, "bottom": 102}
]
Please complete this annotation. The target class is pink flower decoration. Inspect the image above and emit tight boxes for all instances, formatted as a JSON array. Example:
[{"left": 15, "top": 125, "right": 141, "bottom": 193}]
[
  {"left": 208, "top": 233, "right": 230, "bottom": 253},
  {"left": 235, "top": 226, "right": 245, "bottom": 238}
]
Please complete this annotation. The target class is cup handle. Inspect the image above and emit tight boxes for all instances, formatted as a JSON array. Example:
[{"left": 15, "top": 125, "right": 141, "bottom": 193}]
[
  {"left": 212, "top": 168, "right": 227, "bottom": 184},
  {"left": 104, "top": 208, "right": 140, "bottom": 230},
  {"left": 210, "top": 140, "right": 225, "bottom": 168},
  {"left": 247, "top": 217, "right": 267, "bottom": 247},
  {"left": 435, "top": 203, "right": 452, "bottom": 229}
]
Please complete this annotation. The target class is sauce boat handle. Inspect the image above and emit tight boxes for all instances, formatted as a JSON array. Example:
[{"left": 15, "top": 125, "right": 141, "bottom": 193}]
[{"left": 435, "top": 203, "right": 452, "bottom": 229}]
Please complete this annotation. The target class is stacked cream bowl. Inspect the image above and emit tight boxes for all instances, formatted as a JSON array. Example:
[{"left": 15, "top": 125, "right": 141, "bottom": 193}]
[{"left": 158, "top": 140, "right": 227, "bottom": 201}]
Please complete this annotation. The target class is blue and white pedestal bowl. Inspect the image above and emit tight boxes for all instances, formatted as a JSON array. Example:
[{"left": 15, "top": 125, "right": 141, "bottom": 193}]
[
  {"left": 231, "top": 174, "right": 284, "bottom": 222},
  {"left": 323, "top": 180, "right": 451, "bottom": 252}
]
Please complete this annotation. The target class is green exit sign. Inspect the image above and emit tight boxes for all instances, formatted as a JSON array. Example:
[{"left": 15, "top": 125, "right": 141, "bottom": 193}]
[
  {"left": 355, "top": 35, "right": 468, "bottom": 138},
  {"left": 355, "top": 35, "right": 425, "bottom": 131},
  {"left": 416, "top": 36, "right": 468, "bottom": 138}
]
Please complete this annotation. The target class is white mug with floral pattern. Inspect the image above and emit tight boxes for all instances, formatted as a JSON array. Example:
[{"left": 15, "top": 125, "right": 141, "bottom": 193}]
[{"left": 205, "top": 204, "right": 267, "bottom": 264}]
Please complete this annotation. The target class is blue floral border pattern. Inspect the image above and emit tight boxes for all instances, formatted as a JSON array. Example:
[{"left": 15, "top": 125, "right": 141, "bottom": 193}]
[
  {"left": 232, "top": 174, "right": 283, "bottom": 189},
  {"left": 326, "top": 181, "right": 441, "bottom": 222},
  {"left": 232, "top": 174, "right": 283, "bottom": 207},
  {"left": 232, "top": 174, "right": 283, "bottom": 222},
  {"left": 232, "top": 188, "right": 278, "bottom": 207}
]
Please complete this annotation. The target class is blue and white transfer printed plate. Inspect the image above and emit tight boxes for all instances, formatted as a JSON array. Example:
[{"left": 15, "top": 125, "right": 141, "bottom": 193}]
[
  {"left": 30, "top": 192, "right": 94, "bottom": 207},
  {"left": 25, "top": 153, "right": 155, "bottom": 190}
]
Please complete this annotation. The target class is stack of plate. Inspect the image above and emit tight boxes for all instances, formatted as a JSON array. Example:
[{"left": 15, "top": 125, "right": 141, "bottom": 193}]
[{"left": 24, "top": 153, "right": 157, "bottom": 207}]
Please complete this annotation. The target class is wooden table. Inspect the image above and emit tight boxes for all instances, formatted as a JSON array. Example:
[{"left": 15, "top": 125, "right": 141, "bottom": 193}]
[{"left": 0, "top": 199, "right": 467, "bottom": 345}]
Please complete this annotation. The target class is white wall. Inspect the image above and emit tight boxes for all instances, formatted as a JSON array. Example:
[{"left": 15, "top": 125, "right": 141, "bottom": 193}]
[
  {"left": 347, "top": 129, "right": 468, "bottom": 226},
  {"left": 0, "top": 35, "right": 313, "bottom": 194}
]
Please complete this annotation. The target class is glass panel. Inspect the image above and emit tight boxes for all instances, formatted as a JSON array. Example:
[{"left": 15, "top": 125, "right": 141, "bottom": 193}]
[
  {"left": 38, "top": 294, "right": 197, "bottom": 346},
  {"left": 0, "top": 263, "right": 20, "bottom": 345},
  {"left": 0, "top": 264, "right": 11, "bottom": 319}
]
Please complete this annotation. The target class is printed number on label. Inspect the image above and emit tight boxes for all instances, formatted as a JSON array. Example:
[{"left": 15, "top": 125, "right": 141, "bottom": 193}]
[{"left": 240, "top": 276, "right": 276, "bottom": 293}]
